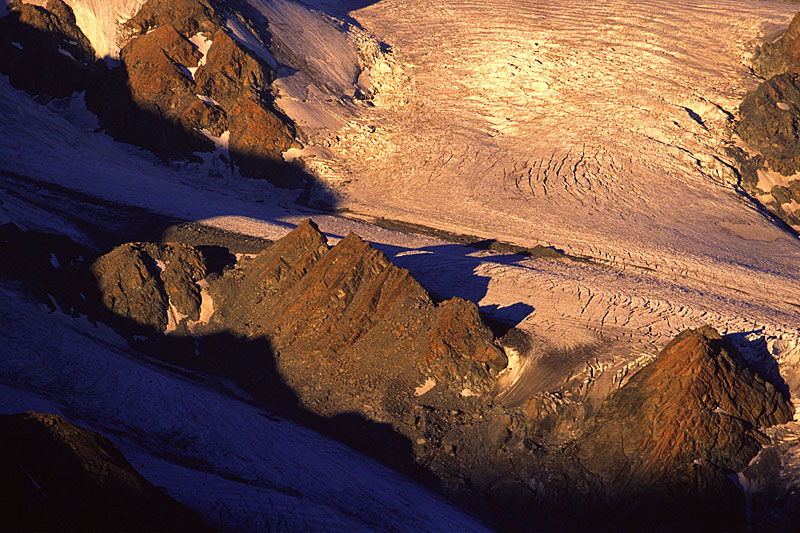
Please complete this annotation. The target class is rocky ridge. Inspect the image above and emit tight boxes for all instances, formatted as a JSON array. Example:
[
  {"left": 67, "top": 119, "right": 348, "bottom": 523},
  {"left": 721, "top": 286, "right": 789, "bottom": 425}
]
[
  {"left": 0, "top": 217, "right": 793, "bottom": 530},
  {"left": 76, "top": 220, "right": 794, "bottom": 530},
  {"left": 577, "top": 326, "right": 793, "bottom": 530},
  {"left": 92, "top": 220, "right": 507, "bottom": 415}
]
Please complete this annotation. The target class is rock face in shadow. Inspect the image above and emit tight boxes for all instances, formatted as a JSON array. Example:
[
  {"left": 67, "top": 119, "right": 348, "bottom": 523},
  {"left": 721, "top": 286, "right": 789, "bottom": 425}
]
[
  {"left": 739, "top": 72, "right": 800, "bottom": 177},
  {"left": 0, "top": 412, "right": 214, "bottom": 532},
  {"left": 91, "top": 242, "right": 207, "bottom": 331},
  {"left": 0, "top": 0, "right": 96, "bottom": 97},
  {"left": 737, "top": 11, "right": 800, "bottom": 229},
  {"left": 577, "top": 326, "right": 794, "bottom": 530}
]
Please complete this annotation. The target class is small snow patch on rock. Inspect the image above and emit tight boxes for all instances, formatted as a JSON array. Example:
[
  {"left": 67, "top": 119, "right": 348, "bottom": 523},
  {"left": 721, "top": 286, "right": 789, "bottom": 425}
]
[{"left": 414, "top": 377, "right": 436, "bottom": 396}]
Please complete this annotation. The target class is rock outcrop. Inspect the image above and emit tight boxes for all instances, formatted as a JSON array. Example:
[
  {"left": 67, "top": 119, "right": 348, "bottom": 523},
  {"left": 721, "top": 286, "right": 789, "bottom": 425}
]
[
  {"left": 737, "top": 11, "right": 800, "bottom": 229},
  {"left": 0, "top": 0, "right": 300, "bottom": 187},
  {"left": 738, "top": 72, "right": 800, "bottom": 177},
  {"left": 91, "top": 242, "right": 207, "bottom": 331},
  {"left": 751, "top": 12, "right": 800, "bottom": 79},
  {"left": 4, "top": 220, "right": 796, "bottom": 531},
  {"left": 0, "top": 0, "right": 96, "bottom": 97},
  {"left": 0, "top": 412, "right": 213, "bottom": 532},
  {"left": 92, "top": 220, "right": 507, "bottom": 409},
  {"left": 577, "top": 326, "right": 794, "bottom": 530},
  {"left": 86, "top": 0, "right": 297, "bottom": 182}
]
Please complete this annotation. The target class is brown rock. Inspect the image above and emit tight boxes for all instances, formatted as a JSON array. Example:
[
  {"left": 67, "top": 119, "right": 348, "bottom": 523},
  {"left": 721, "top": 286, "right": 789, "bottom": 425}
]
[
  {"left": 577, "top": 326, "right": 793, "bottom": 529},
  {"left": 195, "top": 29, "right": 296, "bottom": 180},
  {"left": 738, "top": 71, "right": 800, "bottom": 176},
  {"left": 751, "top": 12, "right": 800, "bottom": 79},
  {"left": 124, "top": 0, "right": 220, "bottom": 38},
  {"left": 91, "top": 242, "right": 207, "bottom": 331}
]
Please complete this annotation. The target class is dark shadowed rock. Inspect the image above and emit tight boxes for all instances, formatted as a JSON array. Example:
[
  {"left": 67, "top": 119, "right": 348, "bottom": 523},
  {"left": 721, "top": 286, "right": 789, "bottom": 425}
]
[
  {"left": 0, "top": 412, "right": 214, "bottom": 532},
  {"left": 738, "top": 72, "right": 800, "bottom": 176},
  {"left": 0, "top": 0, "right": 96, "bottom": 97}
]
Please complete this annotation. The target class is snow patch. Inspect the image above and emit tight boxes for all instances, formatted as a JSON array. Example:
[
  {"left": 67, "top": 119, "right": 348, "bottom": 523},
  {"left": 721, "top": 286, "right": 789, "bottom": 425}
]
[
  {"left": 459, "top": 388, "right": 477, "bottom": 397},
  {"left": 185, "top": 32, "right": 213, "bottom": 80},
  {"left": 225, "top": 17, "right": 277, "bottom": 70},
  {"left": 196, "top": 94, "right": 221, "bottom": 108},
  {"left": 165, "top": 300, "right": 188, "bottom": 335},
  {"left": 777, "top": 102, "right": 792, "bottom": 111},
  {"left": 414, "top": 377, "right": 435, "bottom": 396},
  {"left": 757, "top": 167, "right": 800, "bottom": 195},
  {"left": 198, "top": 129, "right": 230, "bottom": 152},
  {"left": 11, "top": 42, "right": 23, "bottom": 51},
  {"left": 57, "top": 46, "right": 77, "bottom": 61},
  {"left": 49, "top": 253, "right": 60, "bottom": 269},
  {"left": 186, "top": 279, "right": 214, "bottom": 334},
  {"left": 66, "top": 0, "right": 147, "bottom": 64},
  {"left": 188, "top": 32, "right": 213, "bottom": 62},
  {"left": 18, "top": 464, "right": 44, "bottom": 493},
  {"left": 496, "top": 347, "right": 526, "bottom": 394},
  {"left": 176, "top": 63, "right": 194, "bottom": 81}
]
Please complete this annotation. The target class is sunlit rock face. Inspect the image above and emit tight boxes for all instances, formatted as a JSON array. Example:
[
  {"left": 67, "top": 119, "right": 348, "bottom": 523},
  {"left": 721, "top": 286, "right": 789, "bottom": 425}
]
[
  {"left": 0, "top": 412, "right": 214, "bottom": 532},
  {"left": 0, "top": 0, "right": 299, "bottom": 186},
  {"left": 85, "top": 0, "right": 297, "bottom": 183},
  {"left": 92, "top": 220, "right": 506, "bottom": 404},
  {"left": 578, "top": 326, "right": 794, "bottom": 531}
]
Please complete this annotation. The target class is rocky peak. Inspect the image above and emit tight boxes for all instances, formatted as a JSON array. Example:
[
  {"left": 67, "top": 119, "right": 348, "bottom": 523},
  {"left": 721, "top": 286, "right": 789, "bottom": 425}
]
[
  {"left": 576, "top": 326, "right": 793, "bottom": 529},
  {"left": 90, "top": 219, "right": 506, "bottom": 410}
]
